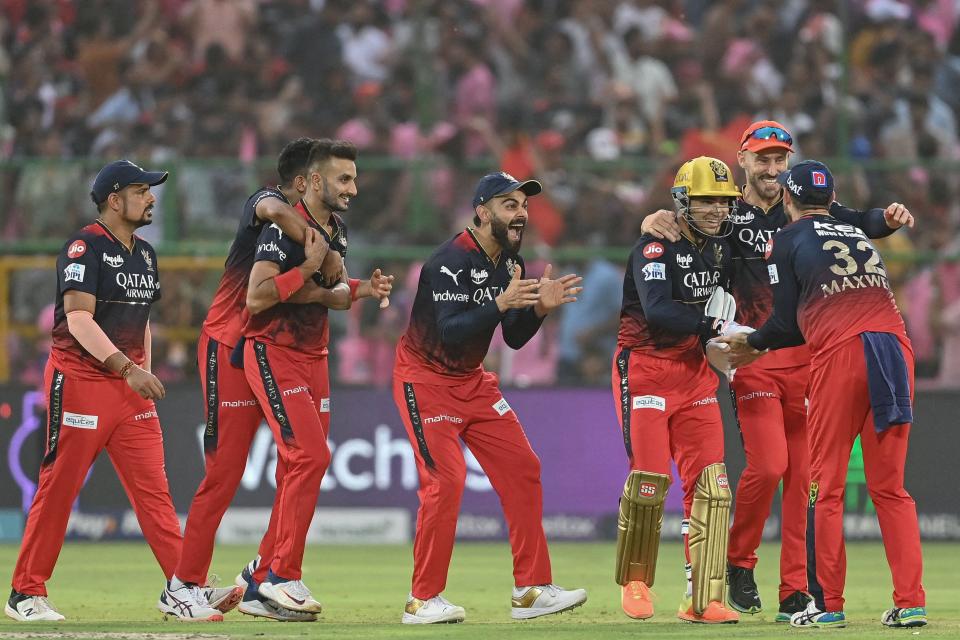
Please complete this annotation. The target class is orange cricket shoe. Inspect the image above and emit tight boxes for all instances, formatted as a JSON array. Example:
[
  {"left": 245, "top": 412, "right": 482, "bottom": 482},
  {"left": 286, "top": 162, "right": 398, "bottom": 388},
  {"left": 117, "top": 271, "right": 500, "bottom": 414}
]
[
  {"left": 621, "top": 581, "right": 654, "bottom": 619},
  {"left": 677, "top": 599, "right": 740, "bottom": 624}
]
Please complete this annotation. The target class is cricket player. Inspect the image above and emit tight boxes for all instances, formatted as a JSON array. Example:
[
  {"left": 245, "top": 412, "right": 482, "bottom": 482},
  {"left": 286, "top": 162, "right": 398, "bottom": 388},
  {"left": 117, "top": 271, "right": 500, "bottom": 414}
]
[
  {"left": 241, "top": 139, "right": 392, "bottom": 616},
  {"left": 6, "top": 161, "right": 231, "bottom": 622},
  {"left": 640, "top": 121, "right": 913, "bottom": 619},
  {"left": 613, "top": 156, "right": 741, "bottom": 624},
  {"left": 173, "top": 138, "right": 325, "bottom": 622},
  {"left": 393, "top": 172, "right": 585, "bottom": 624},
  {"left": 717, "top": 160, "right": 926, "bottom": 629}
]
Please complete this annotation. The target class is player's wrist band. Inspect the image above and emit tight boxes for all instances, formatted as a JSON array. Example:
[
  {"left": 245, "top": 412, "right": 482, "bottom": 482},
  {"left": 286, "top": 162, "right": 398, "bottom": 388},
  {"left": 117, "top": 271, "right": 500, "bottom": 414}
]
[
  {"left": 119, "top": 360, "right": 136, "bottom": 379},
  {"left": 348, "top": 278, "right": 361, "bottom": 301},
  {"left": 274, "top": 268, "right": 306, "bottom": 301}
]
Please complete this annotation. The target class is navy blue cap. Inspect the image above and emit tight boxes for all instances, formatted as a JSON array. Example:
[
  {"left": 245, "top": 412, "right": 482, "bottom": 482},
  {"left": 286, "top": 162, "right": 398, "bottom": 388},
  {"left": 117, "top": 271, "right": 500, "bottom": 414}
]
[
  {"left": 472, "top": 172, "right": 542, "bottom": 208},
  {"left": 90, "top": 160, "right": 168, "bottom": 205},
  {"left": 776, "top": 160, "right": 834, "bottom": 206}
]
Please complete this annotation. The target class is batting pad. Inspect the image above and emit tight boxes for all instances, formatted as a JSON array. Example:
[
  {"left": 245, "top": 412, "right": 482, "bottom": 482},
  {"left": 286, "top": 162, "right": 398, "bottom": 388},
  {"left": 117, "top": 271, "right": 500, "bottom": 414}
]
[
  {"left": 688, "top": 463, "right": 733, "bottom": 614},
  {"left": 615, "top": 471, "right": 671, "bottom": 586}
]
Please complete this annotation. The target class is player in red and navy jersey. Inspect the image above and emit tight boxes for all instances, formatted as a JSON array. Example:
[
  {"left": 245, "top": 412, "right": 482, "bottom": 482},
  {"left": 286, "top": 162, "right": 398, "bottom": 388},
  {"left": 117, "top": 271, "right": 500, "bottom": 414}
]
[
  {"left": 5, "top": 161, "right": 232, "bottom": 622},
  {"left": 718, "top": 160, "right": 925, "bottom": 629},
  {"left": 393, "top": 172, "right": 584, "bottom": 624},
  {"left": 613, "top": 156, "right": 740, "bottom": 624},
  {"left": 640, "top": 121, "right": 914, "bottom": 620},
  {"left": 171, "top": 138, "right": 329, "bottom": 621},
  {"left": 240, "top": 140, "right": 391, "bottom": 617}
]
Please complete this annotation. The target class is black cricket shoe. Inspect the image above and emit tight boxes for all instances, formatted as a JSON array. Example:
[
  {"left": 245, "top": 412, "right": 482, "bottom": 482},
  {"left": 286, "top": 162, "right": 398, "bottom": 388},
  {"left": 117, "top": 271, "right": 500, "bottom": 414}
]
[
  {"left": 776, "top": 590, "right": 813, "bottom": 623},
  {"left": 726, "top": 564, "right": 761, "bottom": 614}
]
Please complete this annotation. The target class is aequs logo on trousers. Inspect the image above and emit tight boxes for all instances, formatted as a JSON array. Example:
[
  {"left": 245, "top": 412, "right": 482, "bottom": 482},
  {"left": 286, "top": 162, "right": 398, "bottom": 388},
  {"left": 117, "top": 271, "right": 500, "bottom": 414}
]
[
  {"left": 632, "top": 395, "right": 665, "bottom": 411},
  {"left": 63, "top": 412, "right": 98, "bottom": 429}
]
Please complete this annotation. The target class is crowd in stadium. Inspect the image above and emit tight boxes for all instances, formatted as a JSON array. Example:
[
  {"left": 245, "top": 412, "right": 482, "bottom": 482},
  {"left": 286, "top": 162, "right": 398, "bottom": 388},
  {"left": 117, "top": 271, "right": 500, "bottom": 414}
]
[{"left": 3, "top": 0, "right": 960, "bottom": 386}]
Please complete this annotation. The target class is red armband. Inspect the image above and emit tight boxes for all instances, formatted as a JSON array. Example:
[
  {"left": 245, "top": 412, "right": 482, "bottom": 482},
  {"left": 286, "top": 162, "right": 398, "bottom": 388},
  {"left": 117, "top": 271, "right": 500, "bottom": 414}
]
[
  {"left": 348, "top": 278, "right": 361, "bottom": 301},
  {"left": 274, "top": 269, "right": 305, "bottom": 302}
]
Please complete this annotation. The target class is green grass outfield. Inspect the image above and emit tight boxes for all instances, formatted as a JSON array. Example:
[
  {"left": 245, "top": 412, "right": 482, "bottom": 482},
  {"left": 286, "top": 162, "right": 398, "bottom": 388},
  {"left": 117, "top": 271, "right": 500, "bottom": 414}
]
[{"left": 0, "top": 541, "right": 956, "bottom": 638}]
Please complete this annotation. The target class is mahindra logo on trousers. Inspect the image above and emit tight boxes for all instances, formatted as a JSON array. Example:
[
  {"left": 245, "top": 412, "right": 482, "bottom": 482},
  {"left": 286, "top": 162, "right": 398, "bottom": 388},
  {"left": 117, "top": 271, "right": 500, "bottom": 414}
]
[
  {"left": 283, "top": 385, "right": 309, "bottom": 397},
  {"left": 422, "top": 414, "right": 464, "bottom": 425},
  {"left": 222, "top": 399, "right": 259, "bottom": 408}
]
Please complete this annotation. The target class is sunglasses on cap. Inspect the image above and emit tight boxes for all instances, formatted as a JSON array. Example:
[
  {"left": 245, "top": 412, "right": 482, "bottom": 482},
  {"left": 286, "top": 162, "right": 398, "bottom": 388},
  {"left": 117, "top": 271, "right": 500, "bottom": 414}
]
[{"left": 742, "top": 125, "right": 793, "bottom": 147}]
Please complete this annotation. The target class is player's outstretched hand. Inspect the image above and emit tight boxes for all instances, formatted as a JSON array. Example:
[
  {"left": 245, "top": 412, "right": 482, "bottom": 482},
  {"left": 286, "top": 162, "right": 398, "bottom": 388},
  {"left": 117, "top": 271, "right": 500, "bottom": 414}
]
[
  {"left": 534, "top": 263, "right": 582, "bottom": 316},
  {"left": 496, "top": 264, "right": 540, "bottom": 311},
  {"left": 302, "top": 227, "right": 329, "bottom": 273},
  {"left": 641, "top": 209, "right": 681, "bottom": 242},
  {"left": 126, "top": 366, "right": 165, "bottom": 400},
  {"left": 369, "top": 268, "right": 394, "bottom": 308},
  {"left": 883, "top": 202, "right": 914, "bottom": 229},
  {"left": 712, "top": 332, "right": 764, "bottom": 368}
]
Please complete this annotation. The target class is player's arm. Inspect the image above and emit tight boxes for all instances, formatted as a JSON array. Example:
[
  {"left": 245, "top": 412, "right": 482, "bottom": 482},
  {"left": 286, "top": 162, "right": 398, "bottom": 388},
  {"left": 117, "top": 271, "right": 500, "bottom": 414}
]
[
  {"left": 639, "top": 209, "right": 682, "bottom": 242},
  {"left": 254, "top": 194, "right": 324, "bottom": 251},
  {"left": 143, "top": 321, "right": 152, "bottom": 373},
  {"left": 432, "top": 258, "right": 538, "bottom": 345},
  {"left": 246, "top": 226, "right": 325, "bottom": 315},
  {"left": 64, "top": 291, "right": 165, "bottom": 400},
  {"left": 829, "top": 201, "right": 914, "bottom": 239},
  {"left": 746, "top": 238, "right": 805, "bottom": 351}
]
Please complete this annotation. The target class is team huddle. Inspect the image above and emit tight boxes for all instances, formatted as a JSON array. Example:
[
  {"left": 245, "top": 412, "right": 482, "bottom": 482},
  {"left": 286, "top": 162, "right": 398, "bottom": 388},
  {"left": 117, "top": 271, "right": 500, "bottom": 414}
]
[{"left": 5, "top": 121, "right": 926, "bottom": 629}]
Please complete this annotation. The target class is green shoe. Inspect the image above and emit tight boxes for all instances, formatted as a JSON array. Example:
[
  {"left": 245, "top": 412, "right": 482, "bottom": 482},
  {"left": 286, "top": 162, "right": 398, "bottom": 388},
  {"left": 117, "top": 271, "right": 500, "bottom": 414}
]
[{"left": 881, "top": 606, "right": 927, "bottom": 628}]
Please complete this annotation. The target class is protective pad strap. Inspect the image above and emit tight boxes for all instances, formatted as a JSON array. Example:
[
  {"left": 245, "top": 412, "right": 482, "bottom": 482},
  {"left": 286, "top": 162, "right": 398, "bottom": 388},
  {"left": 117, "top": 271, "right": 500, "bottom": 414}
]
[
  {"left": 688, "top": 463, "right": 732, "bottom": 614},
  {"left": 615, "top": 471, "right": 671, "bottom": 586}
]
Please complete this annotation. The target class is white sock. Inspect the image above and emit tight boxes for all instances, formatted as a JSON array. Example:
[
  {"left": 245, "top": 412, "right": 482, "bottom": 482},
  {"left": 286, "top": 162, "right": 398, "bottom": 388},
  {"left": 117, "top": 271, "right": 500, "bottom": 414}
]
[{"left": 170, "top": 575, "right": 186, "bottom": 590}]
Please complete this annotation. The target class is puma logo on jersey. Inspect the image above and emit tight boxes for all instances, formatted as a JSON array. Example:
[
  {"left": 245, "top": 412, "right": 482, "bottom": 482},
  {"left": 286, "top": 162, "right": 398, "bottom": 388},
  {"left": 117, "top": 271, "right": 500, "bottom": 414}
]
[{"left": 440, "top": 266, "right": 462, "bottom": 285}]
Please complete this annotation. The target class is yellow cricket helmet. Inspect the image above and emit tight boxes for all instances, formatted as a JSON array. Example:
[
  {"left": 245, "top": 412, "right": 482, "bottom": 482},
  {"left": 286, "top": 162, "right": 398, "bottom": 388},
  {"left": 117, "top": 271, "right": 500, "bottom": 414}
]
[{"left": 671, "top": 156, "right": 740, "bottom": 238}]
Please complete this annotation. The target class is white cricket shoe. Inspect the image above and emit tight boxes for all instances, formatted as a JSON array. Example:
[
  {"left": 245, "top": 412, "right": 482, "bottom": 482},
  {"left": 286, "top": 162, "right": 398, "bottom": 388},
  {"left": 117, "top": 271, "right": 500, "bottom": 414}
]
[
  {"left": 158, "top": 583, "right": 224, "bottom": 621},
  {"left": 239, "top": 592, "right": 317, "bottom": 622},
  {"left": 402, "top": 593, "right": 466, "bottom": 624},
  {"left": 235, "top": 557, "right": 259, "bottom": 590},
  {"left": 511, "top": 583, "right": 587, "bottom": 619},
  {"left": 258, "top": 578, "right": 322, "bottom": 613},
  {"left": 202, "top": 584, "right": 243, "bottom": 613},
  {"left": 5, "top": 591, "right": 65, "bottom": 622}
]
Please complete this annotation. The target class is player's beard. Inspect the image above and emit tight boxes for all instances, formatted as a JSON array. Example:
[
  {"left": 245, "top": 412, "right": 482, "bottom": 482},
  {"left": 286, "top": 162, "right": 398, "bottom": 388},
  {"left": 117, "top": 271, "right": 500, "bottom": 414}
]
[
  {"left": 122, "top": 201, "right": 154, "bottom": 228},
  {"left": 747, "top": 169, "right": 781, "bottom": 202},
  {"left": 321, "top": 176, "right": 349, "bottom": 212},
  {"left": 491, "top": 216, "right": 522, "bottom": 252}
]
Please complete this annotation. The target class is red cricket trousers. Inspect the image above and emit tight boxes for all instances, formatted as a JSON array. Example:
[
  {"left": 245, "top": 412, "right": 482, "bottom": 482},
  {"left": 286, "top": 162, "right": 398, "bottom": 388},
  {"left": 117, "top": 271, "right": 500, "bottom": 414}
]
[
  {"left": 728, "top": 363, "right": 810, "bottom": 600},
  {"left": 244, "top": 339, "right": 331, "bottom": 581},
  {"left": 611, "top": 349, "right": 725, "bottom": 513},
  {"left": 392, "top": 371, "right": 552, "bottom": 600},
  {"left": 12, "top": 361, "right": 182, "bottom": 595},
  {"left": 176, "top": 330, "right": 282, "bottom": 585},
  {"left": 806, "top": 334, "right": 924, "bottom": 612}
]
